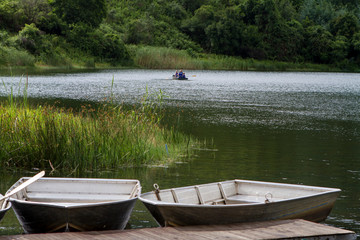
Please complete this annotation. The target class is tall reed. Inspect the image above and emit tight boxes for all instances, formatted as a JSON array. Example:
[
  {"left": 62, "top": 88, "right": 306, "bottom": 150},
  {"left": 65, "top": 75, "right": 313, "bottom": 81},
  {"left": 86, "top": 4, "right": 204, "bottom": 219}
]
[
  {"left": 0, "top": 83, "right": 198, "bottom": 171},
  {"left": 133, "top": 46, "right": 191, "bottom": 69},
  {"left": 131, "top": 45, "right": 334, "bottom": 71}
]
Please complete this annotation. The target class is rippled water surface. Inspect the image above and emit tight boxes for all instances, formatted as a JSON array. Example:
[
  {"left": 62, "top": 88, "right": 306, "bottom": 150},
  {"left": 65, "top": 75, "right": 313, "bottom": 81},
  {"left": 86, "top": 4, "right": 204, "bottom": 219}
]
[{"left": 0, "top": 70, "right": 359, "bottom": 236}]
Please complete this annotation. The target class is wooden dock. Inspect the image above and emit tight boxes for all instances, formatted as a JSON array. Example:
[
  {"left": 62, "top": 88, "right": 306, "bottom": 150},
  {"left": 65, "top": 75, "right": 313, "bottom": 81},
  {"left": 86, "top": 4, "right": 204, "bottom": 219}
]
[{"left": 1, "top": 219, "right": 356, "bottom": 240}]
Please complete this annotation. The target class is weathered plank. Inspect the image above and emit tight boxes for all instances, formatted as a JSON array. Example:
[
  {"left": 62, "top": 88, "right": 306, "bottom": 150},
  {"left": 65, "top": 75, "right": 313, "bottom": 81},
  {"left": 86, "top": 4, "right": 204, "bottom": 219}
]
[{"left": 0, "top": 219, "right": 356, "bottom": 240}]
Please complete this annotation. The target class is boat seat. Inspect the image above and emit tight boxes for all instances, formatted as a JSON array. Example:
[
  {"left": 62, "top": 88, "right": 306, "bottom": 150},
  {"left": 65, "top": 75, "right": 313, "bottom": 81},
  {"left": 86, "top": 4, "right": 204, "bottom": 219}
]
[
  {"left": 24, "top": 192, "right": 132, "bottom": 203},
  {"left": 209, "top": 199, "right": 226, "bottom": 205},
  {"left": 226, "top": 194, "right": 284, "bottom": 204},
  {"left": 173, "top": 188, "right": 201, "bottom": 205}
]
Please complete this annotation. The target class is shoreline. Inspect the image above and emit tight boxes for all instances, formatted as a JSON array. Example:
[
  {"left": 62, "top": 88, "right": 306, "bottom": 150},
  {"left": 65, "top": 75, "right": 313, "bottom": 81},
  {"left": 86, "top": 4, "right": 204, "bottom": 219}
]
[
  {"left": 2, "top": 46, "right": 359, "bottom": 75},
  {"left": 1, "top": 64, "right": 357, "bottom": 76}
]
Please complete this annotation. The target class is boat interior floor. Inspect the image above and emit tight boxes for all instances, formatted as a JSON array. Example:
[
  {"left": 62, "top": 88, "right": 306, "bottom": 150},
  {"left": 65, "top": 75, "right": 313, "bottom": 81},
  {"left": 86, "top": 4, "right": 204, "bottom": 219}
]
[{"left": 151, "top": 181, "right": 289, "bottom": 206}]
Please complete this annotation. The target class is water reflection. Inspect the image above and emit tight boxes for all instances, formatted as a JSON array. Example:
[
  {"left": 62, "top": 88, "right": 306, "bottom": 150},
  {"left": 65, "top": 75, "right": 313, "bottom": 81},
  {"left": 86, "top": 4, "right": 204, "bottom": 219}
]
[{"left": 0, "top": 70, "right": 359, "bottom": 235}]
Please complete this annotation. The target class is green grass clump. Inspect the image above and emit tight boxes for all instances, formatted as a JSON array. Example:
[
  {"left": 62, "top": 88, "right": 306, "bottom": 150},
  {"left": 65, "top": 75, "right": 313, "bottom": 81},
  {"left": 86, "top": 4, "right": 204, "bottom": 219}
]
[
  {"left": 0, "top": 89, "right": 197, "bottom": 171},
  {"left": 0, "top": 46, "right": 35, "bottom": 67},
  {"left": 132, "top": 45, "right": 191, "bottom": 69}
]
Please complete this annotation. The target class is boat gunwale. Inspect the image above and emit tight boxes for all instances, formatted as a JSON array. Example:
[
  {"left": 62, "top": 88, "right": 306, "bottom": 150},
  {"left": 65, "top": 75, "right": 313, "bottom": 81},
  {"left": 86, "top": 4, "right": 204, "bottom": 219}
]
[
  {"left": 0, "top": 197, "right": 11, "bottom": 213},
  {"left": 7, "top": 177, "right": 141, "bottom": 208},
  {"left": 12, "top": 177, "right": 140, "bottom": 184},
  {"left": 0, "top": 206, "right": 11, "bottom": 211},
  {"left": 9, "top": 196, "right": 139, "bottom": 208},
  {"left": 139, "top": 179, "right": 341, "bottom": 208},
  {"left": 0, "top": 194, "right": 12, "bottom": 224}
]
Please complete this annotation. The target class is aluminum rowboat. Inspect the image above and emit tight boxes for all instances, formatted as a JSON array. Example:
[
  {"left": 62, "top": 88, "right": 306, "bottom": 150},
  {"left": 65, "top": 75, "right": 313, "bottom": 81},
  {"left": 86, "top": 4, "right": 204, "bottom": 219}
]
[
  {"left": 8, "top": 177, "right": 141, "bottom": 233},
  {"left": 139, "top": 179, "right": 340, "bottom": 227}
]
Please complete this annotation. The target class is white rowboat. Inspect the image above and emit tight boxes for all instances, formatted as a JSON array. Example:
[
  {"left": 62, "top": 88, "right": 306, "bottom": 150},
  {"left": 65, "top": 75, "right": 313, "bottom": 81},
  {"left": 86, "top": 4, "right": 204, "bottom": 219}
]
[
  {"left": 139, "top": 179, "right": 341, "bottom": 227},
  {"left": 8, "top": 177, "right": 141, "bottom": 233}
]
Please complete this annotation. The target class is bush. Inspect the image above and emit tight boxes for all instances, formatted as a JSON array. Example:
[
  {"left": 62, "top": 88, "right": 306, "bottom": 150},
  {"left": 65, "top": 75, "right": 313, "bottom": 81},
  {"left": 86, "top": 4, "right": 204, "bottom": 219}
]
[
  {"left": 17, "top": 23, "right": 44, "bottom": 55},
  {"left": 37, "top": 12, "right": 68, "bottom": 35},
  {"left": 67, "top": 23, "right": 130, "bottom": 63},
  {"left": 0, "top": 45, "right": 35, "bottom": 66},
  {"left": 125, "top": 16, "right": 202, "bottom": 53}
]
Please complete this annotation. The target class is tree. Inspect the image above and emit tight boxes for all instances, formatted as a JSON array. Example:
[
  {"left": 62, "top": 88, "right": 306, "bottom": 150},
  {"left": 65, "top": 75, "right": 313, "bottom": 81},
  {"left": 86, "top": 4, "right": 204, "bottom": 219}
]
[
  {"left": 240, "top": 25, "right": 265, "bottom": 59},
  {"left": 299, "top": 0, "right": 337, "bottom": 28},
  {"left": 243, "top": 0, "right": 259, "bottom": 25},
  {"left": 289, "top": 0, "right": 304, "bottom": 10},
  {"left": 330, "top": 13, "right": 359, "bottom": 39},
  {"left": 352, "top": 33, "right": 360, "bottom": 52},
  {"left": 248, "top": 0, "right": 301, "bottom": 60},
  {"left": 205, "top": 7, "right": 245, "bottom": 55},
  {"left": 67, "top": 22, "right": 130, "bottom": 63},
  {"left": 331, "top": 35, "right": 349, "bottom": 61},
  {"left": 351, "top": 32, "right": 360, "bottom": 64},
  {"left": 303, "top": 25, "right": 334, "bottom": 63},
  {"left": 0, "top": 0, "right": 20, "bottom": 31},
  {"left": 17, "top": 0, "right": 51, "bottom": 25},
  {"left": 178, "top": 0, "right": 206, "bottom": 13},
  {"left": 271, "top": 19, "right": 304, "bottom": 61},
  {"left": 49, "top": 0, "right": 106, "bottom": 28},
  {"left": 181, "top": 5, "right": 216, "bottom": 50},
  {"left": 275, "top": 0, "right": 297, "bottom": 21},
  {"left": 329, "top": 0, "right": 359, "bottom": 9},
  {"left": 125, "top": 17, "right": 155, "bottom": 45}
]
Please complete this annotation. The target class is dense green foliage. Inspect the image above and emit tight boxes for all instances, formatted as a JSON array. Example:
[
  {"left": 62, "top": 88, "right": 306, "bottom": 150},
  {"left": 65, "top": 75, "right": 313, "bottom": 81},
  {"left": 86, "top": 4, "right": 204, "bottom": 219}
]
[{"left": 1, "top": 0, "right": 360, "bottom": 70}]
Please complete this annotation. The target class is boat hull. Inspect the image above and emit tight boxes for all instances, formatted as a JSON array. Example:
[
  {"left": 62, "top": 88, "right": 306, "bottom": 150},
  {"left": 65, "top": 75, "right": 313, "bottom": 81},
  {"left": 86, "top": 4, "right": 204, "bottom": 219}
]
[
  {"left": 11, "top": 198, "right": 137, "bottom": 233},
  {"left": 0, "top": 203, "right": 11, "bottom": 223},
  {"left": 172, "top": 76, "right": 188, "bottom": 80},
  {"left": 140, "top": 180, "right": 340, "bottom": 227},
  {"left": 142, "top": 192, "right": 338, "bottom": 226},
  {"left": 7, "top": 177, "right": 140, "bottom": 233}
]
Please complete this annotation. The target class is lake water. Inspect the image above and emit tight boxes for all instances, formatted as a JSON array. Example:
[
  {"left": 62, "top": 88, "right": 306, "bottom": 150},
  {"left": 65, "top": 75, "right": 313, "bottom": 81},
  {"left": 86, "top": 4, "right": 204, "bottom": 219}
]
[{"left": 0, "top": 69, "right": 359, "bottom": 236}]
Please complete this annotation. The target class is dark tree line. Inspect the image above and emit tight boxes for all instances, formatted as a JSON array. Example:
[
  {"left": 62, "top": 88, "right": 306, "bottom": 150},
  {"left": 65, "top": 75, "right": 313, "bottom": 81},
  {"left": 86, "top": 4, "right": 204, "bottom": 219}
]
[{"left": 1, "top": 0, "right": 360, "bottom": 68}]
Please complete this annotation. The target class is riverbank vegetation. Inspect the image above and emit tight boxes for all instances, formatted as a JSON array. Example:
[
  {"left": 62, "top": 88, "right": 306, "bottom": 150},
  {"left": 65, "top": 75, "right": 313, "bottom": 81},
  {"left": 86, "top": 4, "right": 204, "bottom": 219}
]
[
  {"left": 1, "top": 0, "right": 360, "bottom": 72},
  {"left": 0, "top": 87, "right": 198, "bottom": 171},
  {"left": 131, "top": 45, "right": 333, "bottom": 71}
]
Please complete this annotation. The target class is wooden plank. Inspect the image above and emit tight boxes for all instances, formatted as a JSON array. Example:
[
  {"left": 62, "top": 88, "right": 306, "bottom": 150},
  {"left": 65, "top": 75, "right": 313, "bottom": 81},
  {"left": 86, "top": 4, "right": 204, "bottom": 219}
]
[{"left": 0, "top": 220, "right": 355, "bottom": 240}]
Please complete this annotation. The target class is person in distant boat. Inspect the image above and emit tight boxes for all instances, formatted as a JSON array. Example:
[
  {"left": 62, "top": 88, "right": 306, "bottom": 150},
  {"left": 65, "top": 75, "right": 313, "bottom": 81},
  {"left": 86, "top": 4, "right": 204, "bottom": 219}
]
[
  {"left": 179, "top": 69, "right": 185, "bottom": 78},
  {"left": 175, "top": 70, "right": 179, "bottom": 78}
]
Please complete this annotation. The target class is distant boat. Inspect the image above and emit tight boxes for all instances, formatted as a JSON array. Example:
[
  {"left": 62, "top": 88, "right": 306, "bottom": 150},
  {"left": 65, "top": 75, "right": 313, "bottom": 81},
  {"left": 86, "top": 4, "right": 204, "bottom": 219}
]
[
  {"left": 0, "top": 195, "right": 11, "bottom": 223},
  {"left": 8, "top": 177, "right": 141, "bottom": 233},
  {"left": 139, "top": 179, "right": 341, "bottom": 227},
  {"left": 172, "top": 75, "right": 188, "bottom": 80}
]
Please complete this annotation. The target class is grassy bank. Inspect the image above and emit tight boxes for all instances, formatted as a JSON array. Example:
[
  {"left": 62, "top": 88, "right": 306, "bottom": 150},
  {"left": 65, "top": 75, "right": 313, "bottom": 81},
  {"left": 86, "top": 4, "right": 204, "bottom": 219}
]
[
  {"left": 0, "top": 88, "right": 198, "bottom": 171},
  {"left": 130, "top": 45, "right": 341, "bottom": 72},
  {"left": 1, "top": 45, "right": 350, "bottom": 73}
]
